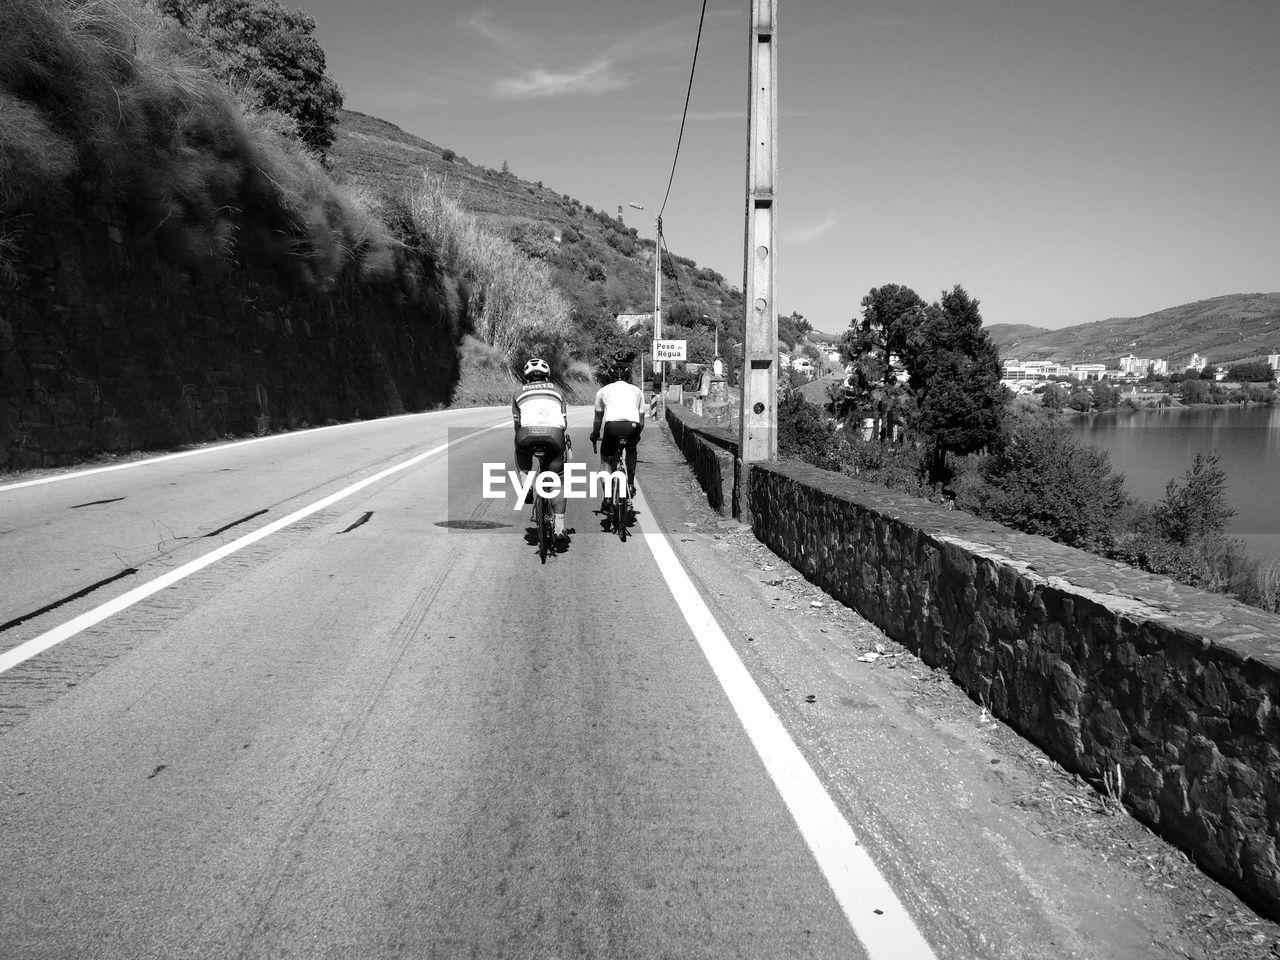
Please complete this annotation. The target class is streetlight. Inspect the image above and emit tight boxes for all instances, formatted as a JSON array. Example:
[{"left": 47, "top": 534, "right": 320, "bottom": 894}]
[{"left": 629, "top": 201, "right": 663, "bottom": 402}]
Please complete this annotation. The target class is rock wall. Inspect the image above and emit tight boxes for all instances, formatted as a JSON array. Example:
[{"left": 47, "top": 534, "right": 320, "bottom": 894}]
[
  {"left": 663, "top": 411, "right": 1280, "bottom": 919},
  {"left": 663, "top": 403, "right": 741, "bottom": 519},
  {"left": 0, "top": 208, "right": 465, "bottom": 470}
]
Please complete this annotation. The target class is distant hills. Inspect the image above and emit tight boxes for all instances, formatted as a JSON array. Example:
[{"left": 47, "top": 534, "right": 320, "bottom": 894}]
[{"left": 987, "top": 294, "right": 1280, "bottom": 367}]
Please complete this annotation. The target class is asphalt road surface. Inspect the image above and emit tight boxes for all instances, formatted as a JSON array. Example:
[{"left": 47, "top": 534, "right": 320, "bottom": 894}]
[{"left": 1, "top": 408, "right": 1274, "bottom": 959}]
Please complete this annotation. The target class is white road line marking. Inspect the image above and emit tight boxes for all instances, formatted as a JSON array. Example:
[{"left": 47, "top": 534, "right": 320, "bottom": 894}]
[
  {"left": 0, "top": 422, "right": 508, "bottom": 675},
  {"left": 0, "top": 408, "right": 509, "bottom": 492},
  {"left": 633, "top": 487, "right": 938, "bottom": 960}
]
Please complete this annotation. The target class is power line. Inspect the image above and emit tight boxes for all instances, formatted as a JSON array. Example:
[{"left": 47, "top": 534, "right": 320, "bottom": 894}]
[{"left": 658, "top": 0, "right": 709, "bottom": 220}]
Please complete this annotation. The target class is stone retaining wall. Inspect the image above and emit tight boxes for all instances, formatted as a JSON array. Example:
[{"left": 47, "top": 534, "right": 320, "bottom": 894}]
[
  {"left": 663, "top": 403, "right": 740, "bottom": 519},
  {"left": 1, "top": 204, "right": 465, "bottom": 470},
  {"left": 665, "top": 422, "right": 1280, "bottom": 918}
]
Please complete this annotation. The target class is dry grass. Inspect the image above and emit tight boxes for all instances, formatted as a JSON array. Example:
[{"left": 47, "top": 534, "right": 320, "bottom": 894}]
[
  {"left": 405, "top": 173, "right": 573, "bottom": 368},
  {"left": 450, "top": 336, "right": 519, "bottom": 407},
  {"left": 0, "top": 0, "right": 404, "bottom": 297}
]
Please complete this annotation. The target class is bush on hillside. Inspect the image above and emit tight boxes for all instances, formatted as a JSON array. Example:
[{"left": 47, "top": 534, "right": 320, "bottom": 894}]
[
  {"left": 0, "top": 0, "right": 397, "bottom": 295},
  {"left": 157, "top": 0, "right": 344, "bottom": 157}
]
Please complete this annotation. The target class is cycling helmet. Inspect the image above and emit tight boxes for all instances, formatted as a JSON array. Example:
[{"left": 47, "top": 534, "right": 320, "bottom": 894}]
[{"left": 523, "top": 357, "right": 551, "bottom": 381}]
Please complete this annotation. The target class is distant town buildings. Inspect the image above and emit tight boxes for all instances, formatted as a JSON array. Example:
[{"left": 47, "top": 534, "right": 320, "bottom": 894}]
[{"left": 1000, "top": 349, "right": 1255, "bottom": 390}]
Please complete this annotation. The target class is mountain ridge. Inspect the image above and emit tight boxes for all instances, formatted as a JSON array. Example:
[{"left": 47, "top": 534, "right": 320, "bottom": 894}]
[{"left": 986, "top": 293, "right": 1280, "bottom": 366}]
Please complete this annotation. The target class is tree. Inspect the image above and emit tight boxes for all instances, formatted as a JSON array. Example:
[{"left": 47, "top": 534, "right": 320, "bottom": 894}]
[
  {"left": 1199, "top": 364, "right": 1218, "bottom": 380},
  {"left": 1156, "top": 451, "right": 1236, "bottom": 544},
  {"left": 1181, "top": 379, "right": 1209, "bottom": 403},
  {"left": 1068, "top": 388, "right": 1093, "bottom": 412},
  {"left": 1093, "top": 380, "right": 1120, "bottom": 410},
  {"left": 1040, "top": 382, "right": 1067, "bottom": 412},
  {"left": 158, "top": 0, "right": 344, "bottom": 156},
  {"left": 839, "top": 284, "right": 927, "bottom": 439},
  {"left": 1226, "top": 361, "right": 1275, "bottom": 382},
  {"left": 778, "top": 311, "right": 812, "bottom": 350},
  {"left": 903, "top": 286, "right": 1009, "bottom": 485},
  {"left": 965, "top": 412, "right": 1130, "bottom": 552}
]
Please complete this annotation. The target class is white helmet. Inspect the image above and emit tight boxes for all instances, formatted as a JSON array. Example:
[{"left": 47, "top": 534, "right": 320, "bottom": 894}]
[{"left": 523, "top": 357, "right": 551, "bottom": 380}]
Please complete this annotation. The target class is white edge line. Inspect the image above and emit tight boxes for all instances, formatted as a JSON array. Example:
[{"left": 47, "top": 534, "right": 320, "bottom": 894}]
[
  {"left": 632, "top": 486, "right": 938, "bottom": 960},
  {"left": 0, "top": 421, "right": 509, "bottom": 676},
  {"left": 0, "top": 407, "right": 510, "bottom": 493}
]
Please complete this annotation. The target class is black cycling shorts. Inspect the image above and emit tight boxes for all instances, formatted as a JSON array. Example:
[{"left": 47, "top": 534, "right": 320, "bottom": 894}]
[
  {"left": 515, "top": 425, "right": 566, "bottom": 473},
  {"left": 600, "top": 420, "right": 641, "bottom": 458}
]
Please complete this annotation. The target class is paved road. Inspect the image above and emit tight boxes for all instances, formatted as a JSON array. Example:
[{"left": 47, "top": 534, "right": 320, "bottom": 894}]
[{"left": 0, "top": 408, "right": 1269, "bottom": 959}]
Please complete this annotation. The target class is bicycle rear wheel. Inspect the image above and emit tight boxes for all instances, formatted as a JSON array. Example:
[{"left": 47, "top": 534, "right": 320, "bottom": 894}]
[
  {"left": 535, "top": 493, "right": 549, "bottom": 562},
  {"left": 613, "top": 461, "right": 628, "bottom": 542}
]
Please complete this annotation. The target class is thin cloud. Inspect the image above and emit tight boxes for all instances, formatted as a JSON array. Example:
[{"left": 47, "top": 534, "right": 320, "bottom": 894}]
[
  {"left": 495, "top": 60, "right": 631, "bottom": 99},
  {"left": 464, "top": 9, "right": 523, "bottom": 56},
  {"left": 473, "top": 8, "right": 734, "bottom": 101},
  {"left": 786, "top": 213, "right": 839, "bottom": 246}
]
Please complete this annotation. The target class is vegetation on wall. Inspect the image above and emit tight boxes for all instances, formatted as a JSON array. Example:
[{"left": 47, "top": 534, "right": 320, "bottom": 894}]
[{"left": 0, "top": 0, "right": 401, "bottom": 297}]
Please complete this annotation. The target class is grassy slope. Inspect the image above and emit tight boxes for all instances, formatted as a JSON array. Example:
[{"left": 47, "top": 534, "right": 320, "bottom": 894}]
[
  {"left": 989, "top": 294, "right": 1280, "bottom": 365},
  {"left": 329, "top": 110, "right": 743, "bottom": 336}
]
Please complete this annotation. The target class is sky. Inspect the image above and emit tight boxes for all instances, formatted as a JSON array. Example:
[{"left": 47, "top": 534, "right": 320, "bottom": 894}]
[{"left": 296, "top": 0, "right": 1280, "bottom": 335}]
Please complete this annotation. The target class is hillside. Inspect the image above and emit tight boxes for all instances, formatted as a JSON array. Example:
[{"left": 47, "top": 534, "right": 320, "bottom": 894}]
[
  {"left": 991, "top": 294, "right": 1280, "bottom": 366},
  {"left": 329, "top": 110, "right": 744, "bottom": 353},
  {"left": 984, "top": 324, "right": 1050, "bottom": 352}
]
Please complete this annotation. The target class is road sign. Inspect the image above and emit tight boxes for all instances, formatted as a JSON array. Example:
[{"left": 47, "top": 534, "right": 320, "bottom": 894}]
[{"left": 652, "top": 339, "right": 687, "bottom": 362}]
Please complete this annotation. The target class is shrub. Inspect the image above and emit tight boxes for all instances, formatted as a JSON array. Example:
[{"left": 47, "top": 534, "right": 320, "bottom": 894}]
[
  {"left": 441, "top": 148, "right": 456, "bottom": 162},
  {"left": 1155, "top": 451, "right": 1235, "bottom": 544},
  {"left": 778, "top": 391, "right": 841, "bottom": 470},
  {"left": 960, "top": 413, "right": 1130, "bottom": 552}
]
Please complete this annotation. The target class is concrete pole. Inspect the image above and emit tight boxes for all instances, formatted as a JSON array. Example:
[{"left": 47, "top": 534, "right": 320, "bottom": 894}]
[
  {"left": 740, "top": 0, "right": 778, "bottom": 468},
  {"left": 654, "top": 215, "right": 664, "bottom": 403}
]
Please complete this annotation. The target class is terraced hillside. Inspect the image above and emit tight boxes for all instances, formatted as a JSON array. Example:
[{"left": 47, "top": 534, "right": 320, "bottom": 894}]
[
  {"left": 329, "top": 110, "right": 743, "bottom": 348},
  {"left": 987, "top": 294, "right": 1280, "bottom": 366}
]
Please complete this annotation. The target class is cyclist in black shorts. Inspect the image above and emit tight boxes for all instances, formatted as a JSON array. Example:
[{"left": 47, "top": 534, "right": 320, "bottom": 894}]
[
  {"left": 589, "top": 361, "right": 645, "bottom": 508},
  {"left": 513, "top": 357, "right": 570, "bottom": 540}
]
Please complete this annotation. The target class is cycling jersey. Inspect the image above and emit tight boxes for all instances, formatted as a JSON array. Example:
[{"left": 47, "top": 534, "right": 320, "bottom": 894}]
[
  {"left": 594, "top": 380, "right": 645, "bottom": 424},
  {"left": 513, "top": 381, "right": 567, "bottom": 429}
]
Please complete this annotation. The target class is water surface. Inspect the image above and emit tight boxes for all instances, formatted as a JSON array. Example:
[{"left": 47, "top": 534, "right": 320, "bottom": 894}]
[{"left": 1072, "top": 405, "right": 1280, "bottom": 559}]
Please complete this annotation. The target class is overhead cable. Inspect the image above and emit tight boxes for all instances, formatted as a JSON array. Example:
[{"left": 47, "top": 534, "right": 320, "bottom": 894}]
[{"left": 658, "top": 0, "right": 709, "bottom": 220}]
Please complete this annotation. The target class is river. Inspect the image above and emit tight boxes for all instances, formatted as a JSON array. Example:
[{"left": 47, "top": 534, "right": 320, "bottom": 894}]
[{"left": 1072, "top": 404, "right": 1280, "bottom": 560}]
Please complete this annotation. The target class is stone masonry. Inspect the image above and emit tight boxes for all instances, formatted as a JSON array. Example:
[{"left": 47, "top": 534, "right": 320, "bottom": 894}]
[{"left": 666, "top": 402, "right": 1280, "bottom": 920}]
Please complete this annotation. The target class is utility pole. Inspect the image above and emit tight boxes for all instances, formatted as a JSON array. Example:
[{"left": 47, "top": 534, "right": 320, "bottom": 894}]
[
  {"left": 740, "top": 0, "right": 778, "bottom": 471},
  {"left": 654, "top": 215, "right": 664, "bottom": 402}
]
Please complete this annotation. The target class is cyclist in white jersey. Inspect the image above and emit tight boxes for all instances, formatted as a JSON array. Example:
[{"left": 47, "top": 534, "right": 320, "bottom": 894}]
[
  {"left": 512, "top": 357, "right": 570, "bottom": 540},
  {"left": 589, "top": 362, "right": 645, "bottom": 507}
]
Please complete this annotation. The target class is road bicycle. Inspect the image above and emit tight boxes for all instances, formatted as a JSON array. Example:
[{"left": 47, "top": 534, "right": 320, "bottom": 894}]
[
  {"left": 530, "top": 443, "right": 556, "bottom": 563},
  {"left": 594, "top": 436, "right": 632, "bottom": 542}
]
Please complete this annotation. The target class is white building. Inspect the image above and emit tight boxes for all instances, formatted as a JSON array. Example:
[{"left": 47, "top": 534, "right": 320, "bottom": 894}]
[
  {"left": 1267, "top": 354, "right": 1279, "bottom": 373},
  {"left": 1119, "top": 354, "right": 1145, "bottom": 376},
  {"left": 1150, "top": 359, "right": 1168, "bottom": 377},
  {"left": 1186, "top": 353, "right": 1207, "bottom": 372},
  {"left": 1002, "top": 360, "right": 1069, "bottom": 380},
  {"left": 1069, "top": 364, "right": 1108, "bottom": 381}
]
